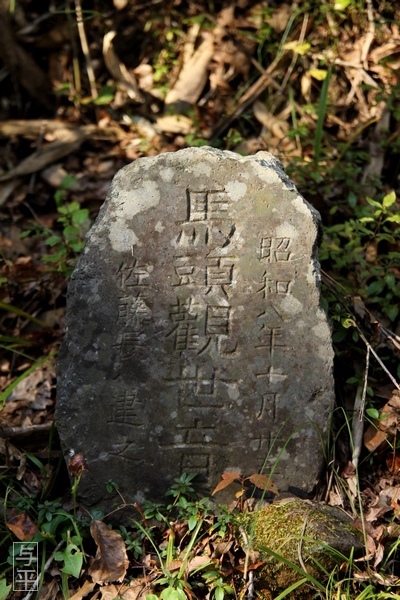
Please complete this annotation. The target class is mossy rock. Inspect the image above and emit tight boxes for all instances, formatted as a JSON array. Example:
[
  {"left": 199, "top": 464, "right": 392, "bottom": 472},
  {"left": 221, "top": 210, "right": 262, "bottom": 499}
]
[{"left": 246, "top": 498, "right": 364, "bottom": 599}]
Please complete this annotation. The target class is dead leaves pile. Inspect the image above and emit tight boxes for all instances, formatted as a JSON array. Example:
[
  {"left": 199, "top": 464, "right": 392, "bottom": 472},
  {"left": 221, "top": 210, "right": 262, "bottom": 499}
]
[
  {"left": 325, "top": 388, "right": 400, "bottom": 580},
  {"left": 5, "top": 507, "right": 246, "bottom": 600},
  {"left": 361, "top": 390, "right": 400, "bottom": 574},
  {"left": 5, "top": 513, "right": 138, "bottom": 600},
  {"left": 1, "top": 1, "right": 399, "bottom": 185}
]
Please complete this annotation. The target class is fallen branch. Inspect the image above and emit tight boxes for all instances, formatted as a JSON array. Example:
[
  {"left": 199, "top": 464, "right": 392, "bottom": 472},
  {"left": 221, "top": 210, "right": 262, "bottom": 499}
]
[
  {"left": 0, "top": 423, "right": 53, "bottom": 442},
  {"left": 0, "top": 132, "right": 89, "bottom": 183}
]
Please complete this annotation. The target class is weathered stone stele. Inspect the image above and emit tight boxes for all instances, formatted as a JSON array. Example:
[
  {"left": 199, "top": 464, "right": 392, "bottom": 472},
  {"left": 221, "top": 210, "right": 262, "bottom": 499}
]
[{"left": 56, "top": 147, "right": 335, "bottom": 506}]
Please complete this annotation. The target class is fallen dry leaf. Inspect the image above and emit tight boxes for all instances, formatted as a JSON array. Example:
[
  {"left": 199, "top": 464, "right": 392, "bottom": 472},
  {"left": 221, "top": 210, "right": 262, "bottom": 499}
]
[
  {"left": 167, "top": 560, "right": 183, "bottom": 572},
  {"left": 327, "top": 488, "right": 345, "bottom": 507},
  {"left": 68, "top": 453, "right": 88, "bottom": 476},
  {"left": 365, "top": 484, "right": 400, "bottom": 522},
  {"left": 253, "top": 101, "right": 289, "bottom": 140},
  {"left": 364, "top": 390, "right": 400, "bottom": 452},
  {"left": 165, "top": 33, "right": 214, "bottom": 107},
  {"left": 35, "top": 578, "right": 60, "bottom": 600},
  {"left": 68, "top": 580, "right": 96, "bottom": 600},
  {"left": 248, "top": 473, "right": 279, "bottom": 495},
  {"left": 265, "top": 3, "right": 292, "bottom": 33},
  {"left": 365, "top": 494, "right": 392, "bottom": 522},
  {"left": 0, "top": 438, "right": 26, "bottom": 479},
  {"left": 363, "top": 426, "right": 387, "bottom": 453},
  {"left": 186, "top": 555, "right": 213, "bottom": 573},
  {"left": 212, "top": 471, "right": 241, "bottom": 495},
  {"left": 99, "top": 582, "right": 146, "bottom": 600},
  {"left": 89, "top": 520, "right": 129, "bottom": 584},
  {"left": 354, "top": 570, "right": 400, "bottom": 586},
  {"left": 7, "top": 513, "right": 39, "bottom": 540},
  {"left": 381, "top": 485, "right": 400, "bottom": 515},
  {"left": 347, "top": 474, "right": 359, "bottom": 499},
  {"left": 103, "top": 31, "right": 144, "bottom": 103},
  {"left": 369, "top": 37, "right": 400, "bottom": 63},
  {"left": 386, "top": 452, "right": 400, "bottom": 473},
  {"left": 212, "top": 539, "right": 234, "bottom": 558},
  {"left": 387, "top": 522, "right": 400, "bottom": 537},
  {"left": 373, "top": 542, "right": 385, "bottom": 569},
  {"left": 155, "top": 115, "right": 194, "bottom": 135}
]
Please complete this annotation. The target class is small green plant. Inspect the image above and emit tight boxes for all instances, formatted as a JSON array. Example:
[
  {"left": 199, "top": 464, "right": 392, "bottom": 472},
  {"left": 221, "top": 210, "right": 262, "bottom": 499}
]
[
  {"left": 0, "top": 442, "right": 90, "bottom": 597},
  {"left": 185, "top": 133, "right": 209, "bottom": 147},
  {"left": 321, "top": 190, "right": 400, "bottom": 324},
  {"left": 119, "top": 525, "right": 144, "bottom": 559},
  {"left": 20, "top": 175, "right": 90, "bottom": 275},
  {"left": 202, "top": 571, "right": 234, "bottom": 600},
  {"left": 166, "top": 472, "right": 197, "bottom": 505},
  {"left": 2, "top": 495, "right": 86, "bottom": 597},
  {"left": 148, "top": 25, "right": 181, "bottom": 96},
  {"left": 53, "top": 529, "right": 85, "bottom": 594},
  {"left": 138, "top": 516, "right": 214, "bottom": 600},
  {"left": 116, "top": 475, "right": 236, "bottom": 600},
  {"left": 225, "top": 128, "right": 244, "bottom": 150},
  {"left": 0, "top": 578, "right": 11, "bottom": 600}
]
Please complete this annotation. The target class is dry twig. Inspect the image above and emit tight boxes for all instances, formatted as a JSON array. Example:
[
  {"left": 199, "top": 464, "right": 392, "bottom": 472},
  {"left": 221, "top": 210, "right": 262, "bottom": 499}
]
[
  {"left": 74, "top": 0, "right": 98, "bottom": 99},
  {"left": 297, "top": 513, "right": 310, "bottom": 573}
]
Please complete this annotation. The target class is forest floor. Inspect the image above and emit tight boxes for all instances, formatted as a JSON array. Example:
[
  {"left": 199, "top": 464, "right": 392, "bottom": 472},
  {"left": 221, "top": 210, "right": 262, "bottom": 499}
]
[{"left": 1, "top": 0, "right": 400, "bottom": 598}]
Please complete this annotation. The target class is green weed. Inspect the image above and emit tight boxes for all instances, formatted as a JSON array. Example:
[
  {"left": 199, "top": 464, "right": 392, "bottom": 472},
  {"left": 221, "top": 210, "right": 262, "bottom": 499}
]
[
  {"left": 20, "top": 175, "right": 90, "bottom": 275},
  {"left": 321, "top": 190, "right": 400, "bottom": 324}
]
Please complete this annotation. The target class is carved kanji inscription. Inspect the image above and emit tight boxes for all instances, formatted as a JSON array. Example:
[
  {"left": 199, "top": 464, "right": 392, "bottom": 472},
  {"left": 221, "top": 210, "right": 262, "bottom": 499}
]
[{"left": 57, "top": 147, "right": 335, "bottom": 508}]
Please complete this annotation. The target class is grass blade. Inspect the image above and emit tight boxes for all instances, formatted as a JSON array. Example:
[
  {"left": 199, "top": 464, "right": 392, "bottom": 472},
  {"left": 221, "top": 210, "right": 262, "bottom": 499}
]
[
  {"left": 0, "top": 351, "right": 56, "bottom": 406},
  {"left": 259, "top": 546, "right": 325, "bottom": 592},
  {"left": 314, "top": 66, "right": 332, "bottom": 170},
  {"left": 274, "top": 577, "right": 309, "bottom": 600},
  {"left": 0, "top": 300, "right": 50, "bottom": 329}
]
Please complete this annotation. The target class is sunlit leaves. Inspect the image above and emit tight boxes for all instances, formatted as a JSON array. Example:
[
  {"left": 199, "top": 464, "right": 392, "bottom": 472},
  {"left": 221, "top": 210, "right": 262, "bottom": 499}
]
[
  {"left": 160, "top": 587, "right": 186, "bottom": 600},
  {"left": 309, "top": 69, "right": 328, "bottom": 80},
  {"left": 212, "top": 471, "right": 278, "bottom": 496},
  {"left": 334, "top": 0, "right": 352, "bottom": 10},
  {"left": 382, "top": 191, "right": 396, "bottom": 208},
  {"left": 0, "top": 579, "right": 11, "bottom": 600},
  {"left": 283, "top": 41, "right": 311, "bottom": 55}
]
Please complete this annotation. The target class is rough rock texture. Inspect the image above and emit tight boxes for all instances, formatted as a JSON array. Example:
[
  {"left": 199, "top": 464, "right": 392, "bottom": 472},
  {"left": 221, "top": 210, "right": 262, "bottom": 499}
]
[
  {"left": 250, "top": 498, "right": 364, "bottom": 599},
  {"left": 56, "top": 147, "right": 335, "bottom": 507}
]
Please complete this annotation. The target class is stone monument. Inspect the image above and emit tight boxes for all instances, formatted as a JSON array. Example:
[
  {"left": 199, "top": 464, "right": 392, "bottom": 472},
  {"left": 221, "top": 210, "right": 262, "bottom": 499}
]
[{"left": 56, "top": 147, "right": 335, "bottom": 506}]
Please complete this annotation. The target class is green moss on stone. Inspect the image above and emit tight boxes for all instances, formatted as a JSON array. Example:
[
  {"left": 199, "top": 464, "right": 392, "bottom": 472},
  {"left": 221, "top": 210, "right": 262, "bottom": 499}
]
[{"left": 242, "top": 498, "right": 364, "bottom": 600}]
